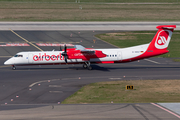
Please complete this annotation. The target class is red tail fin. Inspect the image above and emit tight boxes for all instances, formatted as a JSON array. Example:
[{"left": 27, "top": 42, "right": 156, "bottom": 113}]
[
  {"left": 147, "top": 25, "right": 176, "bottom": 51},
  {"left": 127, "top": 25, "right": 176, "bottom": 61}
]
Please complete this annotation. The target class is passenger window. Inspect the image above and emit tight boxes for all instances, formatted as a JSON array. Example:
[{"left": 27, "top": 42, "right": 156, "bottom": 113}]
[
  {"left": 112, "top": 55, "right": 114, "bottom": 57},
  {"left": 110, "top": 55, "right": 111, "bottom": 57}
]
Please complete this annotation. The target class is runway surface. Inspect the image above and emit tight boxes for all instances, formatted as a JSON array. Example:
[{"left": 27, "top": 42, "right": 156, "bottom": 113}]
[
  {"left": 0, "top": 22, "right": 180, "bottom": 30},
  {"left": 0, "top": 28, "right": 180, "bottom": 119}
]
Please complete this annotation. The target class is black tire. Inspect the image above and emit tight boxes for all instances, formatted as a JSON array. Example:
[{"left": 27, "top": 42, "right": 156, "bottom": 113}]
[
  {"left": 88, "top": 66, "right": 92, "bottom": 70},
  {"left": 83, "top": 64, "right": 87, "bottom": 69},
  {"left": 12, "top": 67, "right": 16, "bottom": 70}
]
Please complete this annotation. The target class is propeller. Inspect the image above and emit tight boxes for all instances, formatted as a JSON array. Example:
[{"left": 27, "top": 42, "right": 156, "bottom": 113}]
[
  {"left": 64, "top": 55, "right": 68, "bottom": 63},
  {"left": 61, "top": 44, "right": 68, "bottom": 63}
]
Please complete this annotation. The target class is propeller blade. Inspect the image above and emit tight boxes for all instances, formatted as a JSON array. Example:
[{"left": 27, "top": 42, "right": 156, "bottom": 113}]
[
  {"left": 64, "top": 44, "right": 67, "bottom": 53},
  {"left": 65, "top": 56, "right": 67, "bottom": 63},
  {"left": 62, "top": 44, "right": 68, "bottom": 63}
]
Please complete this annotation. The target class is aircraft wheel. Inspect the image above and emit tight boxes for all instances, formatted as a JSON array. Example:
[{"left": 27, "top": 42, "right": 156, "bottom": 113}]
[
  {"left": 83, "top": 64, "right": 87, "bottom": 69},
  {"left": 12, "top": 66, "right": 16, "bottom": 70},
  {"left": 88, "top": 66, "right": 92, "bottom": 70}
]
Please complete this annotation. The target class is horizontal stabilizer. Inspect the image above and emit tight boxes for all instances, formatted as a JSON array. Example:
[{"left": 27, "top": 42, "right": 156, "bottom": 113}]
[{"left": 156, "top": 25, "right": 176, "bottom": 29}]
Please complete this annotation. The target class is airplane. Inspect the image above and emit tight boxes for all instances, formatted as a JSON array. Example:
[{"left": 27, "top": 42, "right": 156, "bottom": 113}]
[{"left": 4, "top": 25, "right": 176, "bottom": 70}]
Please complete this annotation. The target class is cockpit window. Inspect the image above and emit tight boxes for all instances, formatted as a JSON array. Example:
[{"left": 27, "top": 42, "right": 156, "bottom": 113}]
[{"left": 14, "top": 54, "right": 23, "bottom": 57}]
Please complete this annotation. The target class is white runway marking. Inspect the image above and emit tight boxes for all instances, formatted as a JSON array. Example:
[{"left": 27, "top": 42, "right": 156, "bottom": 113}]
[
  {"left": 49, "top": 91, "right": 63, "bottom": 93},
  {"left": 144, "top": 59, "right": 160, "bottom": 64},
  {"left": 29, "top": 79, "right": 60, "bottom": 87},
  {"left": 49, "top": 85, "right": 62, "bottom": 87},
  {"left": 109, "top": 78, "right": 122, "bottom": 80}
]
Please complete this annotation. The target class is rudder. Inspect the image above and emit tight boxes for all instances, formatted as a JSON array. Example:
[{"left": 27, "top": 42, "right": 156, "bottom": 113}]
[{"left": 147, "top": 25, "right": 176, "bottom": 51}]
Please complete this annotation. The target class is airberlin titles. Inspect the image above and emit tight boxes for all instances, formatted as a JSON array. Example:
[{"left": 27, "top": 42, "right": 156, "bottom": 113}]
[
  {"left": 33, "top": 53, "right": 64, "bottom": 61},
  {"left": 32, "top": 51, "right": 106, "bottom": 61}
]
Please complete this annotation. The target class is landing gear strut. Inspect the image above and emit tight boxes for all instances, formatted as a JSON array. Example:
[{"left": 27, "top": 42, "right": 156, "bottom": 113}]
[
  {"left": 12, "top": 65, "right": 16, "bottom": 70},
  {"left": 83, "top": 61, "right": 92, "bottom": 70}
]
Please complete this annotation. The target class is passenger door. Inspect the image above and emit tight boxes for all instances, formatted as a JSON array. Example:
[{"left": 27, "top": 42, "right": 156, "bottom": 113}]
[
  {"left": 117, "top": 51, "right": 122, "bottom": 61},
  {"left": 28, "top": 54, "right": 33, "bottom": 63}
]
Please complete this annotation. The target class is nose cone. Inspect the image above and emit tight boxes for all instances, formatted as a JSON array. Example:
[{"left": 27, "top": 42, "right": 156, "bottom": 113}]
[{"left": 4, "top": 58, "right": 13, "bottom": 65}]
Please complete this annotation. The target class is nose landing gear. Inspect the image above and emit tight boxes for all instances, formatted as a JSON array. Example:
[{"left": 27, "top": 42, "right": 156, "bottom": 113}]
[
  {"left": 83, "top": 61, "right": 92, "bottom": 70},
  {"left": 12, "top": 65, "right": 16, "bottom": 70}
]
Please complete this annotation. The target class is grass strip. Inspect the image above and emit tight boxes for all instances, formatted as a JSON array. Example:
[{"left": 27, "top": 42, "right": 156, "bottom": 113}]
[
  {"left": 0, "top": 0, "right": 179, "bottom": 3},
  {"left": 62, "top": 80, "right": 180, "bottom": 104},
  {"left": 0, "top": 3, "right": 180, "bottom": 21}
]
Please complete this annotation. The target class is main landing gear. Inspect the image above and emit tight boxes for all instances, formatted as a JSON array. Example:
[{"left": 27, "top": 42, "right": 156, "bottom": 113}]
[
  {"left": 83, "top": 61, "right": 92, "bottom": 70},
  {"left": 12, "top": 65, "right": 16, "bottom": 70}
]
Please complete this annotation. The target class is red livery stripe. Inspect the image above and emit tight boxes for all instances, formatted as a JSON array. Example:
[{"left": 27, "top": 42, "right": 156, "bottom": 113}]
[
  {"left": 36, "top": 43, "right": 74, "bottom": 46},
  {"left": 0, "top": 43, "right": 30, "bottom": 46}
]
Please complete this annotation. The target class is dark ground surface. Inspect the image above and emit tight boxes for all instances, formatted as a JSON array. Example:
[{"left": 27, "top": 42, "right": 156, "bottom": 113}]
[
  {"left": 1, "top": 103, "right": 179, "bottom": 120},
  {"left": 0, "top": 30, "right": 180, "bottom": 120}
]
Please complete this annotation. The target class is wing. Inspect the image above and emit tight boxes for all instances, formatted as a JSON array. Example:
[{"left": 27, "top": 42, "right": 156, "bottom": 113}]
[
  {"left": 74, "top": 45, "right": 95, "bottom": 53},
  {"left": 66, "top": 45, "right": 106, "bottom": 61},
  {"left": 74, "top": 45, "right": 86, "bottom": 51}
]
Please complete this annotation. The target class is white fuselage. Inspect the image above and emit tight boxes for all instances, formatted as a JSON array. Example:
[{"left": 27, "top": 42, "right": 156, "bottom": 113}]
[{"left": 4, "top": 43, "right": 149, "bottom": 66}]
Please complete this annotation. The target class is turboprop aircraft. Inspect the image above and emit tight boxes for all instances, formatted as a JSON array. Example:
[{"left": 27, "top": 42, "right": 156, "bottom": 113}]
[{"left": 4, "top": 25, "right": 176, "bottom": 70}]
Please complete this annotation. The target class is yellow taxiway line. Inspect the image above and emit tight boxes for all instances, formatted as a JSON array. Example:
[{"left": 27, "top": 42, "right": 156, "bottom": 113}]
[
  {"left": 9, "top": 29, "right": 43, "bottom": 51},
  {"left": 0, "top": 56, "right": 12, "bottom": 58},
  {"left": 0, "top": 65, "right": 11, "bottom": 68}
]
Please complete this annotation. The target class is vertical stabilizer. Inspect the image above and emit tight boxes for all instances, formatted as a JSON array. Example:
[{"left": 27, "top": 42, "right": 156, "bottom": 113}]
[{"left": 147, "top": 25, "right": 176, "bottom": 51}]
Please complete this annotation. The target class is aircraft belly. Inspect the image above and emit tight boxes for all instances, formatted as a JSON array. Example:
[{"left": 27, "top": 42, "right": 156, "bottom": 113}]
[{"left": 90, "top": 58, "right": 117, "bottom": 62}]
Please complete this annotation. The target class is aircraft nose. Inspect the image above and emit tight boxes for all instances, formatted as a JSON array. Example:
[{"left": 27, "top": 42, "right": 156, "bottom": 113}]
[{"left": 4, "top": 59, "right": 13, "bottom": 65}]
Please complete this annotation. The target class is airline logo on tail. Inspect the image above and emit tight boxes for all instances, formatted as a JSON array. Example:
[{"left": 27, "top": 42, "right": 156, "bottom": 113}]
[
  {"left": 155, "top": 30, "right": 172, "bottom": 49},
  {"left": 158, "top": 36, "right": 167, "bottom": 45}
]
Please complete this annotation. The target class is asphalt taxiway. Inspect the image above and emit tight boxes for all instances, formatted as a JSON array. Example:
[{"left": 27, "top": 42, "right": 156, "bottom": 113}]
[
  {"left": 0, "top": 26, "right": 180, "bottom": 119},
  {"left": 1, "top": 103, "right": 180, "bottom": 120}
]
